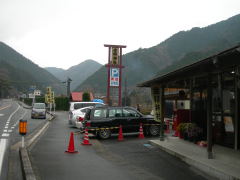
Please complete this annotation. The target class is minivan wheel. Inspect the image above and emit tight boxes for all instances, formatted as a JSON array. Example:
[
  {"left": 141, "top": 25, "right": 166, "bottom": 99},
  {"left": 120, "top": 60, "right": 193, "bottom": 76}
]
[
  {"left": 149, "top": 125, "right": 160, "bottom": 136},
  {"left": 98, "top": 127, "right": 111, "bottom": 139}
]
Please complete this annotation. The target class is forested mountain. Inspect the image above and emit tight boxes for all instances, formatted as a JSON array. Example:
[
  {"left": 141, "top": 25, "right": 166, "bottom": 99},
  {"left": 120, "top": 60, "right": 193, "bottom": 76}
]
[
  {"left": 45, "top": 59, "right": 102, "bottom": 90},
  {"left": 76, "top": 14, "right": 240, "bottom": 94},
  {"left": 0, "top": 42, "right": 65, "bottom": 96},
  {"left": 44, "top": 67, "right": 65, "bottom": 79}
]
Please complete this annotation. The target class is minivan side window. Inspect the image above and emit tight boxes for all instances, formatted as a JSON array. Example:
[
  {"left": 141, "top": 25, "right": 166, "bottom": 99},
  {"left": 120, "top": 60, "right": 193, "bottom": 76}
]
[
  {"left": 93, "top": 109, "right": 107, "bottom": 118},
  {"left": 109, "top": 108, "right": 122, "bottom": 117},
  {"left": 123, "top": 108, "right": 140, "bottom": 117}
]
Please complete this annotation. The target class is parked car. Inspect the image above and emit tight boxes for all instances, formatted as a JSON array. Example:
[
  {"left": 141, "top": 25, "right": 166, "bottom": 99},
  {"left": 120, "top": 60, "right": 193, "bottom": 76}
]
[
  {"left": 70, "top": 107, "right": 92, "bottom": 130},
  {"left": 31, "top": 103, "right": 46, "bottom": 119},
  {"left": 83, "top": 106, "right": 160, "bottom": 139},
  {"left": 68, "top": 101, "right": 105, "bottom": 128}
]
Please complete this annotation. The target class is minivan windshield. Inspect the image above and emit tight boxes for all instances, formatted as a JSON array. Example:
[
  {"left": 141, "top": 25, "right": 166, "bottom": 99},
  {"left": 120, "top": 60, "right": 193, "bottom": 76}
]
[{"left": 33, "top": 103, "right": 46, "bottom": 109}]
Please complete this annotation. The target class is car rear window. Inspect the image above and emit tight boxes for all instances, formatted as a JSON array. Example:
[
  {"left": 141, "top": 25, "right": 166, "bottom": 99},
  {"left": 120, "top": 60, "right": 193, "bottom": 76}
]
[
  {"left": 93, "top": 109, "right": 107, "bottom": 118},
  {"left": 33, "top": 103, "right": 46, "bottom": 109}
]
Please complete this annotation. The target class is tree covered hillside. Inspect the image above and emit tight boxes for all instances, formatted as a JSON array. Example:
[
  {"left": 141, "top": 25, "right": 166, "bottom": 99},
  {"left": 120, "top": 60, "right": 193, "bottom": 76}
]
[
  {"left": 76, "top": 14, "right": 240, "bottom": 94},
  {"left": 0, "top": 42, "right": 65, "bottom": 95}
]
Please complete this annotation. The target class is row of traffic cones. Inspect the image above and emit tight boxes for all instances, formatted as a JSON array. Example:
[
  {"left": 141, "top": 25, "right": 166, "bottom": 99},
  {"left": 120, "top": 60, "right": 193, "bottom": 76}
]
[
  {"left": 118, "top": 123, "right": 145, "bottom": 141},
  {"left": 65, "top": 126, "right": 92, "bottom": 153},
  {"left": 66, "top": 123, "right": 145, "bottom": 153}
]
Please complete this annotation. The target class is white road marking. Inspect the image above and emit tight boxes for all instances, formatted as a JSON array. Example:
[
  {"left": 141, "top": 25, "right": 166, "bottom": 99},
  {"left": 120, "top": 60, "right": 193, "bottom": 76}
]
[
  {"left": 7, "top": 104, "right": 20, "bottom": 123},
  {"left": 7, "top": 130, "right": 12, "bottom": 133},
  {"left": 21, "top": 109, "right": 27, "bottom": 119},
  {"left": 0, "top": 114, "right": 4, "bottom": 117},
  {"left": 0, "top": 139, "right": 7, "bottom": 177},
  {"left": 3, "top": 130, "right": 7, "bottom": 133},
  {"left": 11, "top": 127, "right": 14, "bottom": 129},
  {"left": 1, "top": 133, "right": 9, "bottom": 137}
]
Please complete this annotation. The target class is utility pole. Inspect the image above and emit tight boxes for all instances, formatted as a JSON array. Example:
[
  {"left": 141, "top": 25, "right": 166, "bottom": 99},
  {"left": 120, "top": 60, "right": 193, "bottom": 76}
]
[{"left": 67, "top": 77, "right": 72, "bottom": 97}]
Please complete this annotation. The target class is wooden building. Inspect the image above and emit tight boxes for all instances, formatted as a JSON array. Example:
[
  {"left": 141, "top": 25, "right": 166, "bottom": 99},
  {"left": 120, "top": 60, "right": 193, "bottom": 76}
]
[{"left": 138, "top": 45, "right": 240, "bottom": 158}]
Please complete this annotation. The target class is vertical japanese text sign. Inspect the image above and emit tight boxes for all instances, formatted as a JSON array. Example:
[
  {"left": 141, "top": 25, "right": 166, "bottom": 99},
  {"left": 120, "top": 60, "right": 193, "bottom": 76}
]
[
  {"left": 151, "top": 87, "right": 161, "bottom": 122},
  {"left": 111, "top": 47, "right": 119, "bottom": 65}
]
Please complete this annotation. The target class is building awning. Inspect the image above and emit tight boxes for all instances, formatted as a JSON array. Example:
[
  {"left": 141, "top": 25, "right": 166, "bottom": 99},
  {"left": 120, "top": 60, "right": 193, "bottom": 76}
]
[{"left": 137, "top": 45, "right": 240, "bottom": 88}]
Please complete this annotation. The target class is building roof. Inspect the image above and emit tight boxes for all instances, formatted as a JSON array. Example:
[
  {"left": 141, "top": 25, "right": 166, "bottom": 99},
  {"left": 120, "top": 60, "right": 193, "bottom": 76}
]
[
  {"left": 138, "top": 45, "right": 240, "bottom": 88},
  {"left": 70, "top": 92, "right": 94, "bottom": 102}
]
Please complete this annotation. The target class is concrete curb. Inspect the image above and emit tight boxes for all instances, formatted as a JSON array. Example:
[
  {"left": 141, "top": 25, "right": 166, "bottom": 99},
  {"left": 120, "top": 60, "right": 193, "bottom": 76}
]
[
  {"left": 149, "top": 140, "right": 240, "bottom": 180},
  {"left": 19, "top": 148, "right": 36, "bottom": 180},
  {"left": 19, "top": 115, "right": 55, "bottom": 180}
]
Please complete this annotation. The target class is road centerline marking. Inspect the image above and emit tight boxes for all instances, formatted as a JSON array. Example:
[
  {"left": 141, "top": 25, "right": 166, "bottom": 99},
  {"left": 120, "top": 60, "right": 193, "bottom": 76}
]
[{"left": 0, "top": 105, "right": 11, "bottom": 111}]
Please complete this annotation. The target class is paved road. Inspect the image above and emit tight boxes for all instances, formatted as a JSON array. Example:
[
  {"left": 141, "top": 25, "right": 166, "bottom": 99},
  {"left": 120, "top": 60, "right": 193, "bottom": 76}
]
[
  {"left": 0, "top": 99, "right": 50, "bottom": 180},
  {"left": 30, "top": 111, "right": 210, "bottom": 180},
  {"left": 0, "top": 99, "right": 23, "bottom": 180}
]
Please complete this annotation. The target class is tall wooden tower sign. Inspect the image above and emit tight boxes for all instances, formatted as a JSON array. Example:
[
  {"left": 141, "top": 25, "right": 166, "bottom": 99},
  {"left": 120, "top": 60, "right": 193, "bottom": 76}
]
[{"left": 104, "top": 44, "right": 126, "bottom": 106}]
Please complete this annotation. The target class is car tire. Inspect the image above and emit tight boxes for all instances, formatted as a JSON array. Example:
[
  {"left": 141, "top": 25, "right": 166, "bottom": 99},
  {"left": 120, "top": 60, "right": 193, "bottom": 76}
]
[
  {"left": 149, "top": 125, "right": 160, "bottom": 136},
  {"left": 98, "top": 127, "right": 111, "bottom": 140}
]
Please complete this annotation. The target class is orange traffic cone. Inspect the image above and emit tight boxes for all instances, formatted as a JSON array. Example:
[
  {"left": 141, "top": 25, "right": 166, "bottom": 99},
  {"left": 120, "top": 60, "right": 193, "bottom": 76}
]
[
  {"left": 138, "top": 123, "right": 145, "bottom": 139},
  {"left": 65, "top": 132, "right": 78, "bottom": 153},
  {"left": 118, "top": 125, "right": 124, "bottom": 141},
  {"left": 81, "top": 127, "right": 92, "bottom": 145}
]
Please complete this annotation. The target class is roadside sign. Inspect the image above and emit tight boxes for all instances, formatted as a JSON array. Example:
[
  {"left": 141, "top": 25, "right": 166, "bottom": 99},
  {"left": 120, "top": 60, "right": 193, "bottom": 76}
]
[
  {"left": 110, "top": 68, "right": 119, "bottom": 87},
  {"left": 46, "top": 87, "right": 52, "bottom": 94},
  {"left": 34, "top": 90, "right": 41, "bottom": 96},
  {"left": 111, "top": 48, "right": 119, "bottom": 65},
  {"left": 28, "top": 94, "right": 35, "bottom": 99},
  {"left": 45, "top": 87, "right": 55, "bottom": 104}
]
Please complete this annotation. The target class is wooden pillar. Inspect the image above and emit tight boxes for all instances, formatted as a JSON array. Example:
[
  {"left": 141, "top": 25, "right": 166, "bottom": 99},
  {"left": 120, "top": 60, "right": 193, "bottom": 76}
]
[
  {"left": 151, "top": 86, "right": 164, "bottom": 140},
  {"left": 160, "top": 86, "right": 165, "bottom": 141},
  {"left": 189, "top": 79, "right": 193, "bottom": 122},
  {"left": 234, "top": 67, "right": 239, "bottom": 150},
  {"left": 106, "top": 47, "right": 111, "bottom": 105},
  {"left": 207, "top": 75, "right": 213, "bottom": 159},
  {"left": 118, "top": 48, "right": 123, "bottom": 106}
]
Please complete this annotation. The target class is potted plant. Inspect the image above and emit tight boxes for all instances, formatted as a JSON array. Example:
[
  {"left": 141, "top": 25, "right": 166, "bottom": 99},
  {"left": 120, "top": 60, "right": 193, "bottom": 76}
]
[
  {"left": 186, "top": 123, "right": 203, "bottom": 143},
  {"left": 177, "top": 123, "right": 186, "bottom": 139}
]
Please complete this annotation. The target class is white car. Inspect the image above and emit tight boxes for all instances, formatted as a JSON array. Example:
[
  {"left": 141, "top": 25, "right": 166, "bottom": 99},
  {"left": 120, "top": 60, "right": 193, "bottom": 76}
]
[
  {"left": 68, "top": 102, "right": 105, "bottom": 129},
  {"left": 71, "top": 107, "right": 91, "bottom": 129}
]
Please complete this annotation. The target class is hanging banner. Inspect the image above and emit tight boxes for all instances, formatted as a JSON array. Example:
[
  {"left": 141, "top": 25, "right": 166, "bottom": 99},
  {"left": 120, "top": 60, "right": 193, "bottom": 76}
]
[
  {"left": 111, "top": 47, "right": 119, "bottom": 65},
  {"left": 110, "top": 68, "right": 119, "bottom": 87}
]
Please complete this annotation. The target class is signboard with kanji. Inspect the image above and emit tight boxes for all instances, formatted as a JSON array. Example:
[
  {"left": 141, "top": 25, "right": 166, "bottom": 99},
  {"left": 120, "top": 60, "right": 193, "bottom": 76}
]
[
  {"left": 45, "top": 87, "right": 54, "bottom": 104},
  {"left": 110, "top": 68, "right": 119, "bottom": 87},
  {"left": 151, "top": 87, "right": 161, "bottom": 122},
  {"left": 111, "top": 48, "right": 119, "bottom": 65}
]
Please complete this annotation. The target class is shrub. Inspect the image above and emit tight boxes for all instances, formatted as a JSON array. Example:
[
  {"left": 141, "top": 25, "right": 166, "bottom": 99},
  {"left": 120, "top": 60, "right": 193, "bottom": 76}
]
[{"left": 82, "top": 92, "right": 90, "bottom": 101}]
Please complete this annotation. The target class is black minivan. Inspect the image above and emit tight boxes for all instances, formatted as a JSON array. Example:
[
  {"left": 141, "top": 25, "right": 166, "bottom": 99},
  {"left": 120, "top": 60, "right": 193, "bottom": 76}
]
[{"left": 83, "top": 106, "right": 160, "bottom": 139}]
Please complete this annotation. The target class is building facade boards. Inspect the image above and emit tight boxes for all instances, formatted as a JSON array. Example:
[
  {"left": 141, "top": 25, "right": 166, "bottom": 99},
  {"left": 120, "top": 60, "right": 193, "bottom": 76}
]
[{"left": 139, "top": 45, "right": 240, "bottom": 155}]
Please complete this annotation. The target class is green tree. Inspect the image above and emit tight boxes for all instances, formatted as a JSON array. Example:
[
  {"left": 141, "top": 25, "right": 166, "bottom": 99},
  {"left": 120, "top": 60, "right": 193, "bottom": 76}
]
[{"left": 82, "top": 92, "right": 90, "bottom": 101}]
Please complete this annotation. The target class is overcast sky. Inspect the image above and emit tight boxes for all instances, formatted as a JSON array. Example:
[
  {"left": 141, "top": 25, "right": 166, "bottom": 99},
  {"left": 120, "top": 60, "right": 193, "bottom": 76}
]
[{"left": 0, "top": 0, "right": 239, "bottom": 69}]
